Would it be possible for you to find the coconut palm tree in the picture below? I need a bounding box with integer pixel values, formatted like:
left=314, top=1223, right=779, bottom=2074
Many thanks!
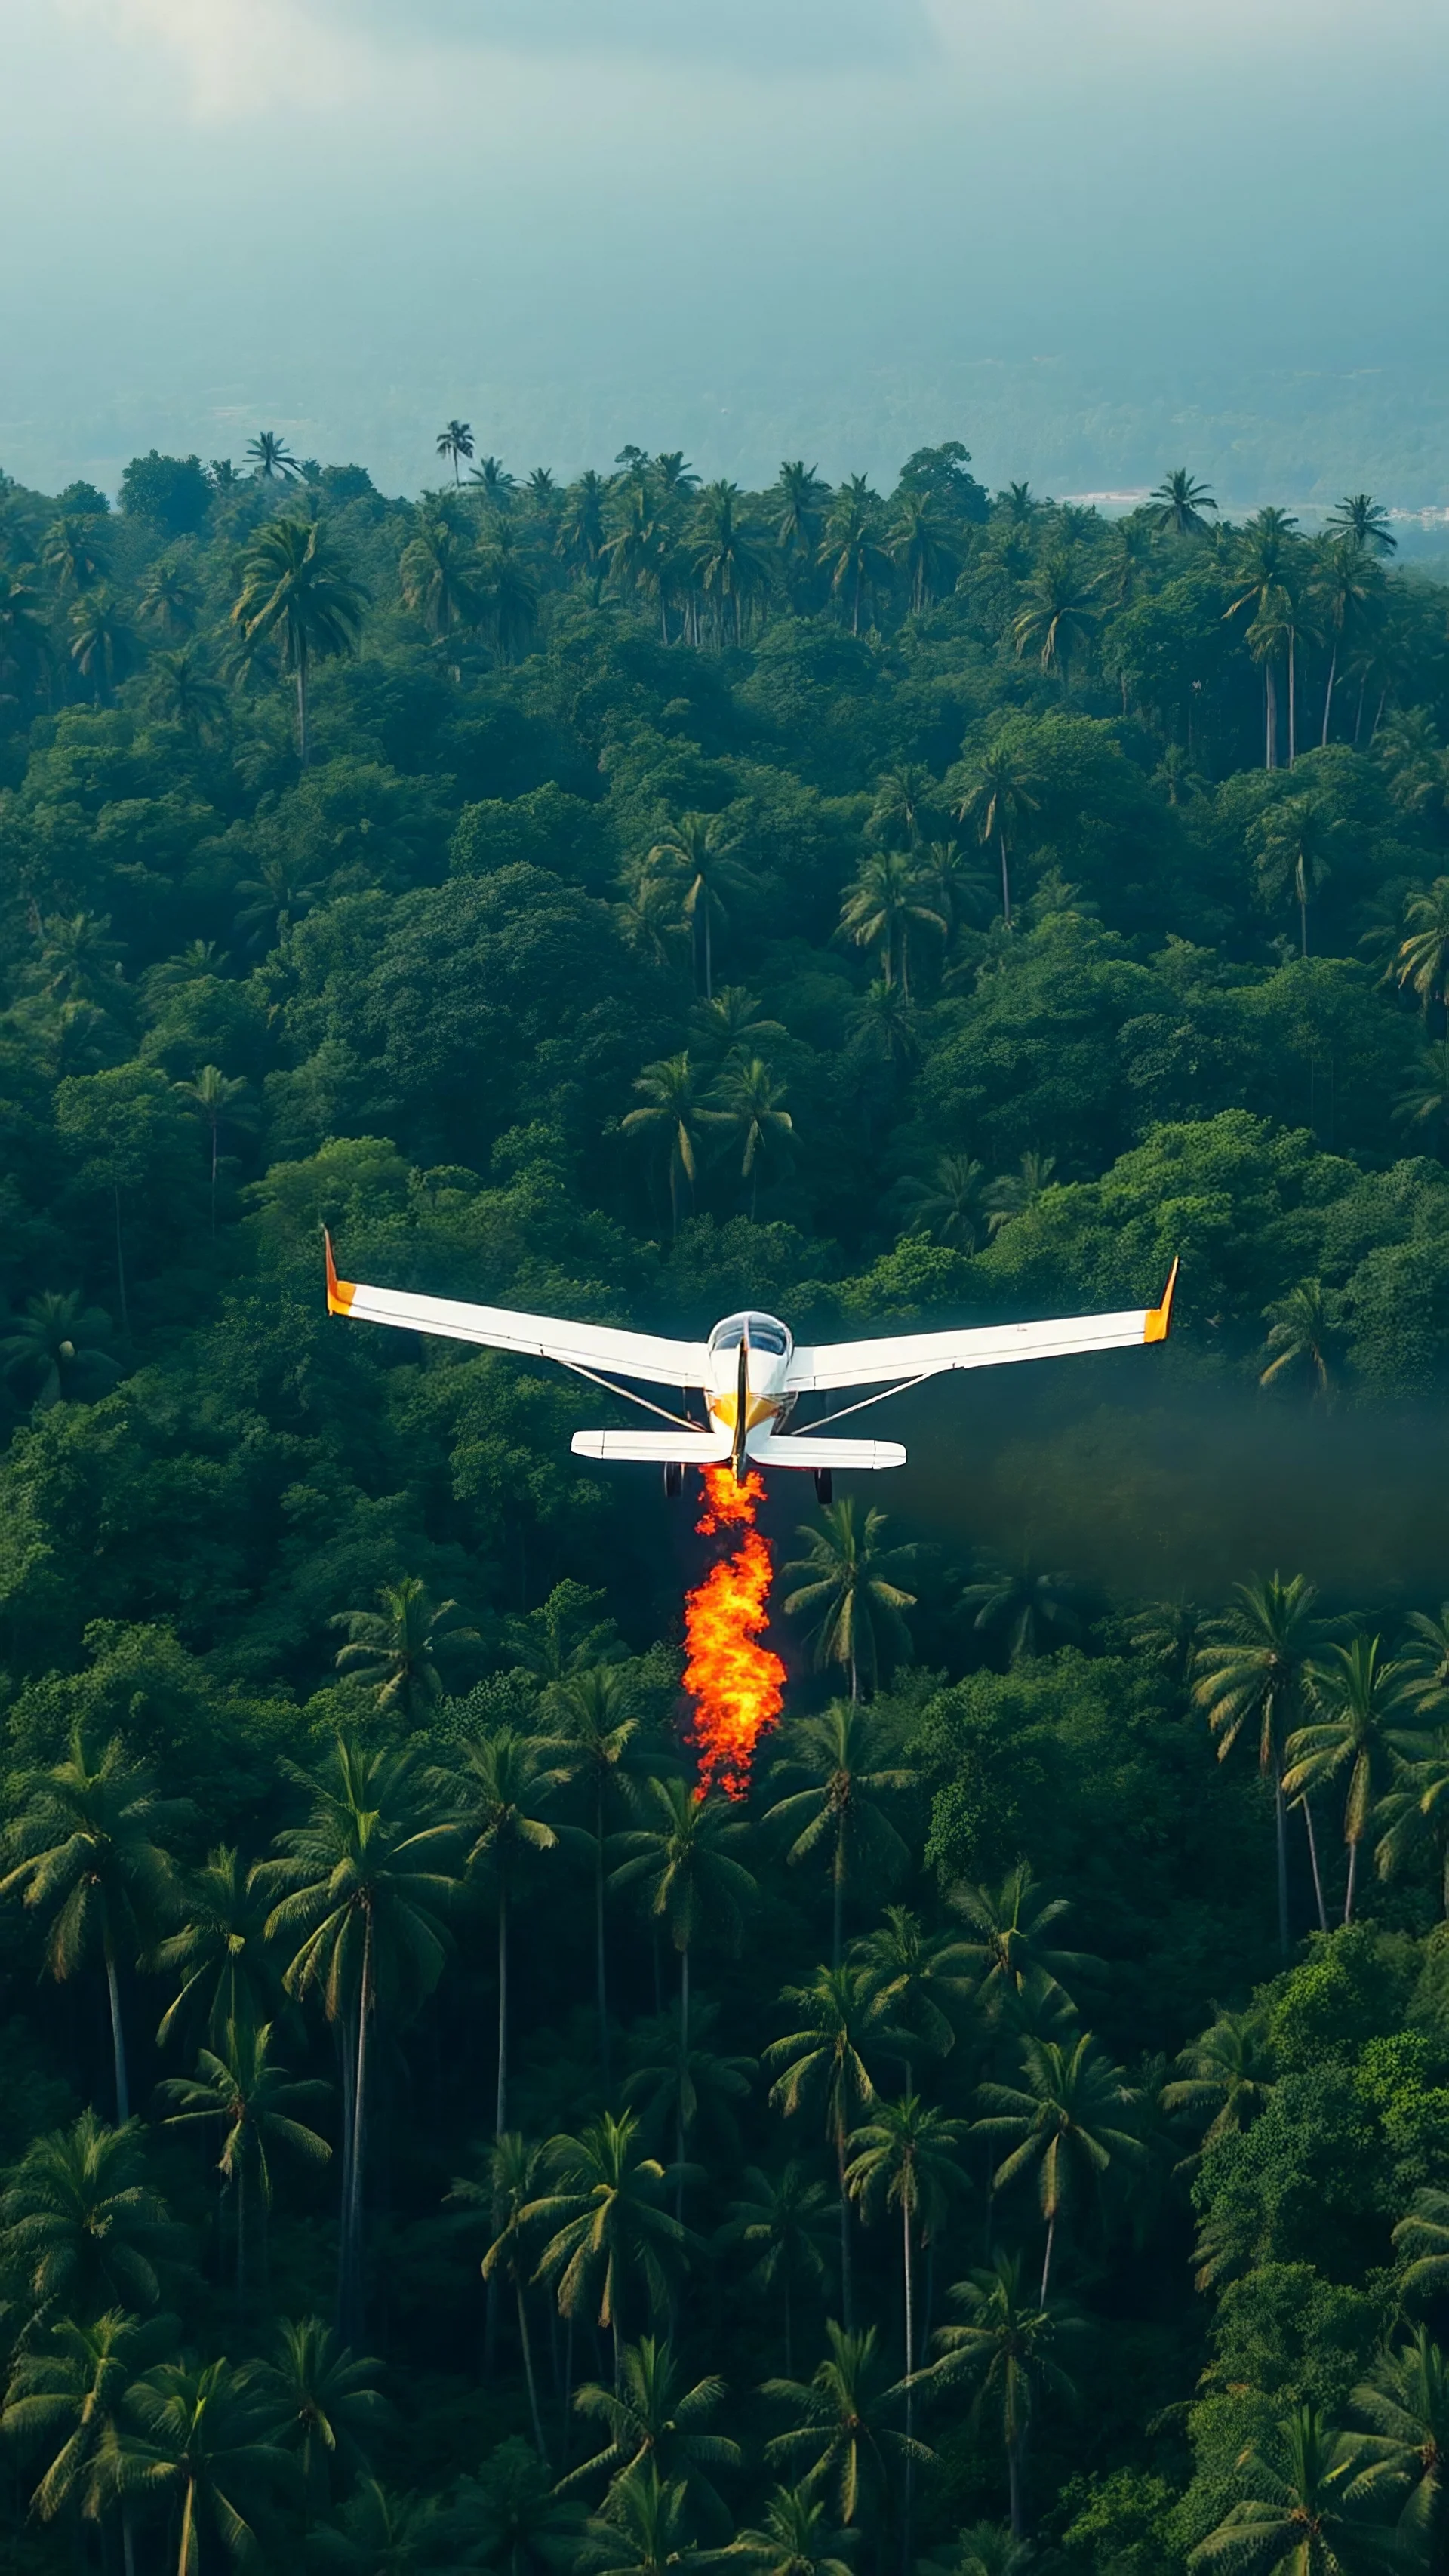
left=643, top=814, right=750, bottom=1000
left=1254, top=795, right=1339, bottom=955
left=724, top=2485, right=857, bottom=2576
left=819, top=480, right=892, bottom=636
left=836, top=851, right=946, bottom=996
left=0, top=2111, right=187, bottom=2344
left=540, top=1663, right=649, bottom=2082
left=231, top=516, right=368, bottom=766
left=1285, top=1637, right=1418, bottom=1922
left=0, top=565, right=54, bottom=697
left=1192, top=1574, right=1331, bottom=1956
left=43, top=513, right=109, bottom=592
left=920, top=2254, right=1080, bottom=2538
left=149, top=647, right=229, bottom=740
left=0, top=2305, right=175, bottom=2568
left=1148, top=470, right=1218, bottom=537
left=560, top=471, right=610, bottom=595
left=231, top=853, right=326, bottom=954
left=609, top=1778, right=756, bottom=2075
left=1394, top=881, right=1449, bottom=1020
left=764, top=1965, right=884, bottom=2326
left=152, top=1848, right=275, bottom=2054
left=952, top=740, right=1042, bottom=928
left=710, top=1057, right=794, bottom=1215
left=246, top=430, right=301, bottom=479
left=984, top=1153, right=1057, bottom=1233
left=1349, top=2325, right=1449, bottom=2568
left=761, top=2322, right=924, bottom=2528
left=157, top=2020, right=332, bottom=2308
left=111, top=2354, right=290, bottom=2576
left=444, top=1728, right=561, bottom=2134
left=0, top=1289, right=119, bottom=1409
left=481, top=530, right=540, bottom=663
left=69, top=592, right=139, bottom=702
left=436, top=420, right=475, bottom=483
left=897, top=1156, right=989, bottom=1251
left=0, top=1725, right=190, bottom=2121
left=1011, top=553, right=1100, bottom=686
left=329, top=1576, right=481, bottom=1724
left=448, top=2434, right=584, bottom=2574
left=622, top=1999, right=755, bottom=2178
left=889, top=494, right=959, bottom=614
left=261, top=2314, right=392, bottom=2522
left=1189, top=2405, right=1391, bottom=2576
left=975, top=2032, right=1142, bottom=2303
left=693, top=482, right=771, bottom=646
left=311, top=2476, right=445, bottom=2573
left=1327, top=494, right=1396, bottom=556
left=623, top=1054, right=716, bottom=1233
left=851, top=1907, right=974, bottom=2085
left=1395, top=1043, right=1449, bottom=1154
left=524, top=2111, right=700, bottom=2384
left=780, top=1510, right=918, bottom=1703
left=772, top=463, right=831, bottom=577
left=1225, top=512, right=1301, bottom=770
left=399, top=517, right=482, bottom=649
left=723, top=2163, right=836, bottom=2375
left=1161, top=2006, right=1275, bottom=2162
left=763, top=1706, right=916, bottom=1968
left=254, top=1737, right=463, bottom=2332
left=560, top=2334, right=740, bottom=2531
left=579, top=2465, right=707, bottom=2576
left=948, top=1862, right=1097, bottom=2025
left=1309, top=539, right=1383, bottom=746
left=453, top=2133, right=550, bottom=2458
left=1259, top=1280, right=1343, bottom=1401
left=845, top=2094, right=968, bottom=2547
left=177, top=1066, right=256, bottom=1234
left=961, top=1557, right=1081, bottom=1663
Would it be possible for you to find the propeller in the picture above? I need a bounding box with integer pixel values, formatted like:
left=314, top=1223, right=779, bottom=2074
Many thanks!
left=732, top=1322, right=751, bottom=1485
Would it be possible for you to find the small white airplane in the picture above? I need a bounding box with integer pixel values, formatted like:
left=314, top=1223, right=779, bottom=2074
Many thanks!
left=325, top=1233, right=1177, bottom=1500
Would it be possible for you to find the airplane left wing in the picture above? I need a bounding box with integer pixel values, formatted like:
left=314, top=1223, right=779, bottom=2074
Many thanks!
left=786, top=1261, right=1177, bottom=1394
left=325, top=1234, right=710, bottom=1390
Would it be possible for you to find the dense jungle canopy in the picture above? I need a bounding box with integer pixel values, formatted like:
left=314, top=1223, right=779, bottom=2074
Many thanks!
left=6, top=432, right=1449, bottom=2576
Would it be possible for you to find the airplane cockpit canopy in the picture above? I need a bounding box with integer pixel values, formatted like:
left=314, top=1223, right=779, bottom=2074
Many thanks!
left=708, top=1311, right=793, bottom=1358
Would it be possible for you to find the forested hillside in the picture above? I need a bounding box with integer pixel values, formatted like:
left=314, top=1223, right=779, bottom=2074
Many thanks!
left=6, top=432, right=1449, bottom=2576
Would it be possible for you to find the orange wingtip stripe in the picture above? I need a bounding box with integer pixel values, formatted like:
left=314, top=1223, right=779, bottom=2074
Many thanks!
left=1143, top=1255, right=1180, bottom=1344
left=323, top=1229, right=357, bottom=1315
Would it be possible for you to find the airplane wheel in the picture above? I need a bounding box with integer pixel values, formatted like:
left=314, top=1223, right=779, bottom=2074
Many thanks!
left=814, top=1468, right=834, bottom=1505
left=663, top=1463, right=683, bottom=1500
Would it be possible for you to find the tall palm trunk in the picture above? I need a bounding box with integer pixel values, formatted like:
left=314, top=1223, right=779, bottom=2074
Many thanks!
left=344, top=1909, right=374, bottom=2333
left=832, top=1816, right=847, bottom=1971
left=515, top=2272, right=548, bottom=2461
left=1287, top=629, right=1297, bottom=766
left=1321, top=643, right=1338, bottom=747
left=998, top=828, right=1013, bottom=928
left=496, top=1888, right=509, bottom=2136
left=1038, top=2207, right=1057, bottom=2307
left=595, top=1782, right=611, bottom=2086
left=1265, top=661, right=1278, bottom=771
left=1344, top=1833, right=1361, bottom=1925
left=835, top=2120, right=854, bottom=2332
left=177, top=2473, right=196, bottom=2576
left=1007, top=2433, right=1024, bottom=2540
left=296, top=654, right=311, bottom=769
left=901, top=2197, right=917, bottom=2576
left=675, top=1942, right=690, bottom=2222
left=1273, top=1761, right=1290, bottom=1956
left=1300, top=1797, right=1328, bottom=1932
left=112, top=1185, right=130, bottom=1338
left=103, top=1922, right=129, bottom=2123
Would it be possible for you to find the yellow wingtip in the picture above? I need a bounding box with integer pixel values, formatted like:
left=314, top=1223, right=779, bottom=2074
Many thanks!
left=1144, top=1255, right=1180, bottom=1345
left=323, top=1227, right=356, bottom=1316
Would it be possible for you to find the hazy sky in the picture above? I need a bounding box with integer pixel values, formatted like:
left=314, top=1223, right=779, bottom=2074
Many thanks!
left=4, top=0, right=1448, bottom=504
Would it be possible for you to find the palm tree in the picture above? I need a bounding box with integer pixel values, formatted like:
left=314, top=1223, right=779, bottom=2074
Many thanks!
left=561, top=2334, right=740, bottom=2530
left=540, top=1663, right=648, bottom=2082
left=1350, top=2325, right=1449, bottom=2567
left=845, top=2094, right=968, bottom=2550
left=622, top=1999, right=755, bottom=2176
left=149, top=647, right=229, bottom=740
left=984, top=1153, right=1057, bottom=1233
left=724, top=2485, right=856, bottom=2576
left=437, top=420, right=475, bottom=483
left=0, top=1724, right=190, bottom=2120
left=151, top=1847, right=274, bottom=2054
left=137, top=560, right=200, bottom=636
left=1225, top=512, right=1302, bottom=770
left=948, top=1862, right=1096, bottom=2024
left=763, top=1705, right=916, bottom=1967
left=311, top=2476, right=444, bottom=2573
left=579, top=2465, right=706, bottom=2576
left=1394, top=2191, right=1449, bottom=2305
left=1395, top=1043, right=1449, bottom=1154
left=399, top=518, right=482, bottom=649
left=1259, top=1280, right=1342, bottom=1401
left=69, top=591, right=140, bottom=702
left=246, top=431, right=302, bottom=479
left=1254, top=796, right=1338, bottom=956
left=446, top=1728, right=560, bottom=2135
left=469, top=454, right=517, bottom=509
left=0, top=1288, right=119, bottom=1408
left=446, top=2434, right=583, bottom=2575
left=1309, top=540, right=1383, bottom=746
left=158, top=2020, right=332, bottom=2307
left=1011, top=553, right=1100, bottom=688
left=481, top=530, right=540, bottom=663
left=1189, top=2405, right=1390, bottom=2576
left=177, top=1066, right=256, bottom=1235
left=897, top=1156, right=989, bottom=1251
left=623, top=1054, right=716, bottom=1233
left=975, top=2032, right=1141, bottom=2303
left=851, top=1907, right=974, bottom=2085
left=43, top=511, right=110, bottom=594
left=560, top=471, right=610, bottom=595
left=231, top=516, right=368, bottom=766
left=0, top=566, right=54, bottom=697
left=819, top=480, right=892, bottom=636
left=921, top=2254, right=1079, bottom=2538
left=231, top=852, right=325, bottom=954
left=262, top=2315, right=391, bottom=2522
left=644, top=814, right=749, bottom=1000
left=890, top=495, right=959, bottom=614
left=451, top=2131, right=550, bottom=2458
left=961, top=1556, right=1081, bottom=1663
left=837, top=851, right=946, bottom=995
left=1192, top=1574, right=1331, bottom=1955
left=762, top=2322, right=924, bottom=2527
left=1285, top=1638, right=1417, bottom=1922
left=525, top=2111, right=700, bottom=2385
left=110, top=2355, right=288, bottom=2576
left=1327, top=494, right=1396, bottom=556
left=254, top=1737, right=463, bottom=2332
left=328, top=1576, right=481, bottom=1724
left=1394, top=882, right=1449, bottom=1020
left=1148, top=470, right=1218, bottom=537
left=710, top=1057, right=794, bottom=1216
left=693, top=482, right=771, bottom=646
left=1161, top=2006, right=1275, bottom=2161
left=609, top=1778, right=756, bottom=2093
left=772, top=463, right=831, bottom=576
left=952, top=740, right=1041, bottom=928
left=764, top=1965, right=881, bottom=2327
left=724, top=2163, right=836, bottom=2375
left=0, top=2110, right=186, bottom=2342
left=780, top=1509, right=918, bottom=1702
left=0, top=2305, right=174, bottom=2568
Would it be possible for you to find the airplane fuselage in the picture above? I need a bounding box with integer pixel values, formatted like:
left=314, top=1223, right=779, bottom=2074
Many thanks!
left=702, top=1312, right=797, bottom=1466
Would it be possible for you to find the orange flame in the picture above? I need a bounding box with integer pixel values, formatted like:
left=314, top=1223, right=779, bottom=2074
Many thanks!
left=683, top=1466, right=786, bottom=1799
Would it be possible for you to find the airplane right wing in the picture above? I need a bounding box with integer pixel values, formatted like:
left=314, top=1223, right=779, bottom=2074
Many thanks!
left=786, top=1261, right=1177, bottom=1394
left=325, top=1234, right=709, bottom=1390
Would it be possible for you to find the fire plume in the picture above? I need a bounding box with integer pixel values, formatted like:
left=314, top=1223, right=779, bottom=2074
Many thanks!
left=683, top=1466, right=786, bottom=1799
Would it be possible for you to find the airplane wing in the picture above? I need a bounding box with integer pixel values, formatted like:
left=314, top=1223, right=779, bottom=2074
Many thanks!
left=786, top=1260, right=1177, bottom=1395
left=325, top=1234, right=710, bottom=1390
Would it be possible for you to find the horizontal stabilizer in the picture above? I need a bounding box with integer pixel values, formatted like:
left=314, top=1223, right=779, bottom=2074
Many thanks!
left=571, top=1429, right=732, bottom=1464
left=746, top=1432, right=907, bottom=1472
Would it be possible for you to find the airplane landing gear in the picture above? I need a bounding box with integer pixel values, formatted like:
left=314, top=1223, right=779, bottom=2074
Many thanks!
left=814, top=1468, right=834, bottom=1505
left=663, top=1462, right=683, bottom=1500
